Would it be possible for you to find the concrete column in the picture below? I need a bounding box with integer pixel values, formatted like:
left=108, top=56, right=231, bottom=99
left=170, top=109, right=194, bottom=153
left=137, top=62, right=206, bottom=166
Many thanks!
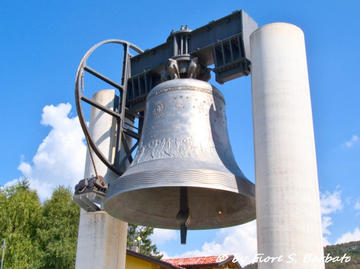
left=75, top=90, right=128, bottom=269
left=250, top=23, right=324, bottom=268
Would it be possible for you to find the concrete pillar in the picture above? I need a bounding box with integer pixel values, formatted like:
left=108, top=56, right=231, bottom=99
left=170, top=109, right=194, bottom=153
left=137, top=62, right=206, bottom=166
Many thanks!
left=75, top=90, right=128, bottom=269
left=250, top=23, right=324, bottom=268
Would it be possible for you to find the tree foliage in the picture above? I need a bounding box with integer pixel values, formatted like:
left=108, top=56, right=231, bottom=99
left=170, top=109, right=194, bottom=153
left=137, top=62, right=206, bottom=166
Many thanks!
left=38, top=186, right=80, bottom=269
left=0, top=180, right=79, bottom=269
left=127, top=224, right=162, bottom=258
left=0, top=180, right=43, bottom=269
left=0, top=180, right=161, bottom=268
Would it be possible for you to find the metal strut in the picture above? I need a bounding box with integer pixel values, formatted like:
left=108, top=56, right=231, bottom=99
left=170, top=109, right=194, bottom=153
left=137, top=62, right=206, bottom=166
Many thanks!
left=74, top=40, right=143, bottom=176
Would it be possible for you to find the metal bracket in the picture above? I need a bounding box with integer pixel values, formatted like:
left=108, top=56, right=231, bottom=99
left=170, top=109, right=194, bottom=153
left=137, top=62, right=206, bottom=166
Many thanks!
left=73, top=176, right=108, bottom=211
left=126, top=10, right=257, bottom=111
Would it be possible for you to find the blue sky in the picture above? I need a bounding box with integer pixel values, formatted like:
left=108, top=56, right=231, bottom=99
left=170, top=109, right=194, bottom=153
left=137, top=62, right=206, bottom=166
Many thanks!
left=1, top=0, right=359, bottom=265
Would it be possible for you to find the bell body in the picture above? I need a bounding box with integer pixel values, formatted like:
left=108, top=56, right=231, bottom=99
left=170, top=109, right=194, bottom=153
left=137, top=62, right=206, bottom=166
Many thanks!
left=104, top=79, right=255, bottom=229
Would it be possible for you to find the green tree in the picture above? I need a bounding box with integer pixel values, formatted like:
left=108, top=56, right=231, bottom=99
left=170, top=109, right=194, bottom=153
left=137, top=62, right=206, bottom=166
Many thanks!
left=0, top=180, right=162, bottom=268
left=0, top=180, right=43, bottom=269
left=38, top=186, right=80, bottom=269
left=127, top=224, right=162, bottom=258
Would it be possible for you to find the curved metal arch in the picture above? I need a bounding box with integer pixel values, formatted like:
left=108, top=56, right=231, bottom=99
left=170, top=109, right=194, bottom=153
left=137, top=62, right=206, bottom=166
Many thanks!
left=75, top=39, right=143, bottom=176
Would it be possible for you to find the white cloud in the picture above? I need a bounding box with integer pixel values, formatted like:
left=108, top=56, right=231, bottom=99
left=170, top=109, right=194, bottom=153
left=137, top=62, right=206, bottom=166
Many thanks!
left=151, top=229, right=177, bottom=245
left=345, top=135, right=359, bottom=148
left=27, top=178, right=53, bottom=202
left=320, top=189, right=343, bottom=215
left=355, top=201, right=360, bottom=211
left=18, top=162, right=32, bottom=177
left=335, top=228, right=360, bottom=244
left=323, top=236, right=331, bottom=247
left=320, top=189, right=343, bottom=245
left=178, top=221, right=257, bottom=267
left=11, top=103, right=86, bottom=201
left=4, top=179, right=19, bottom=188
left=321, top=216, right=332, bottom=236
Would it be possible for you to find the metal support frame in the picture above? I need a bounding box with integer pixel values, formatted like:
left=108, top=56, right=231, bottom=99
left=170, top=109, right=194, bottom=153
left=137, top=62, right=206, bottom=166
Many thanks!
left=75, top=39, right=143, bottom=176
left=74, top=11, right=257, bottom=178
left=127, top=10, right=257, bottom=110
left=73, top=11, right=257, bottom=215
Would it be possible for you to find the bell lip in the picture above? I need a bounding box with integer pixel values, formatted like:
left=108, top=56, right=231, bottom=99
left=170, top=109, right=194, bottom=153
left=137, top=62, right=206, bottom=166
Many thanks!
left=107, top=168, right=255, bottom=198
left=104, top=168, right=255, bottom=230
left=104, top=185, right=256, bottom=230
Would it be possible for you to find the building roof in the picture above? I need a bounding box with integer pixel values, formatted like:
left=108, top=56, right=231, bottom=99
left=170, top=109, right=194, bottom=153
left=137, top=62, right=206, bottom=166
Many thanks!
left=127, top=249, right=182, bottom=269
left=163, top=255, right=240, bottom=268
left=126, top=250, right=241, bottom=269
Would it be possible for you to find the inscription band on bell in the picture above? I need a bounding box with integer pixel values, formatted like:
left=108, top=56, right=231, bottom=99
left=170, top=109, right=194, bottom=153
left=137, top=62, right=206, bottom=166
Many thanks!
left=148, top=85, right=225, bottom=103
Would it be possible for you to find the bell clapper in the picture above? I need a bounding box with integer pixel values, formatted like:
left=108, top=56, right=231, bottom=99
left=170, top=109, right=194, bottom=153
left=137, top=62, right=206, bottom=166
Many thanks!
left=176, top=187, right=191, bottom=244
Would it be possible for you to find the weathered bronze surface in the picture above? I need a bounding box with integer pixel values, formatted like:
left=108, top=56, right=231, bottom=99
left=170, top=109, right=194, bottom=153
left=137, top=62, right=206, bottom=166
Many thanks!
left=104, top=79, right=255, bottom=229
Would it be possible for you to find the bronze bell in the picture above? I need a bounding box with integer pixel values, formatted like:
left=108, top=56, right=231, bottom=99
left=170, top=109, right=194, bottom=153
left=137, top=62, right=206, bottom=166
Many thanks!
left=104, top=79, right=255, bottom=242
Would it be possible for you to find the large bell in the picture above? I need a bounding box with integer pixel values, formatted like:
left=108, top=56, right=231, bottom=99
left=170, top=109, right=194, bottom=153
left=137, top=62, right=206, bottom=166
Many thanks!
left=104, top=79, right=255, bottom=233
